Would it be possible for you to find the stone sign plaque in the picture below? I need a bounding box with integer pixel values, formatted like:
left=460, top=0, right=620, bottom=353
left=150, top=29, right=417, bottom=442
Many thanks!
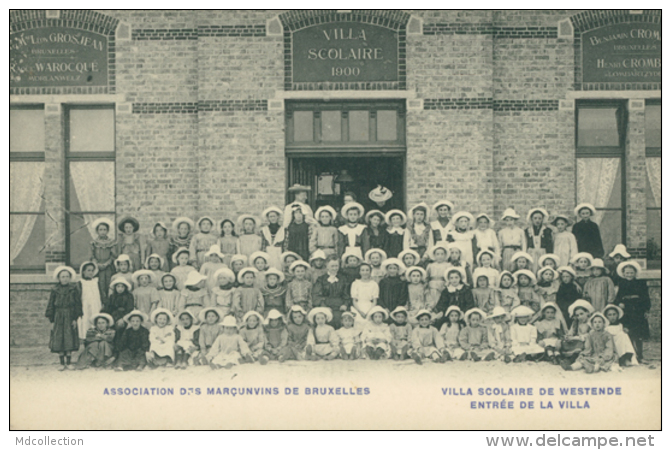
left=582, top=22, right=661, bottom=83
left=10, top=27, right=108, bottom=88
left=292, top=22, right=399, bottom=83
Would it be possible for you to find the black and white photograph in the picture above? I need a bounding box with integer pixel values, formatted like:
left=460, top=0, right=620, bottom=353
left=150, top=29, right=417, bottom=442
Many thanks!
left=8, top=8, right=662, bottom=431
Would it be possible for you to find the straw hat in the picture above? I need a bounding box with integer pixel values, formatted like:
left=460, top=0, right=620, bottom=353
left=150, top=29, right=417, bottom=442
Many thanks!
left=364, top=209, right=386, bottom=224
left=390, top=306, right=409, bottom=318
left=444, top=266, right=467, bottom=283
left=570, top=252, right=594, bottom=265
left=475, top=212, right=495, bottom=227
left=488, top=306, right=510, bottom=321
left=408, top=202, right=430, bottom=222
left=568, top=299, right=594, bottom=317
left=123, top=309, right=148, bottom=324
left=152, top=221, right=168, bottom=235
left=91, top=217, right=114, bottom=236
left=444, top=305, right=464, bottom=321
left=414, top=309, right=433, bottom=320
left=110, top=278, right=132, bottom=292
left=574, top=203, right=597, bottom=217
left=511, top=251, right=534, bottom=265
left=476, top=249, right=498, bottom=264
left=590, top=258, right=609, bottom=274
left=229, top=254, right=248, bottom=267
left=557, top=266, right=577, bottom=278
left=603, top=304, right=624, bottom=321
left=213, top=267, right=236, bottom=284
left=237, top=267, right=259, bottom=284
left=222, top=315, right=238, bottom=327
left=341, top=202, right=365, bottom=218
left=249, top=251, right=271, bottom=266
left=309, top=250, right=327, bottom=262
left=432, top=200, right=455, bottom=212
left=538, top=254, right=560, bottom=267
left=341, top=248, right=362, bottom=264
left=117, top=216, right=140, bottom=233
left=364, top=248, right=387, bottom=263
left=381, top=258, right=407, bottom=275
left=464, top=308, right=487, bottom=322
left=171, top=247, right=190, bottom=264
left=131, top=269, right=157, bottom=286
left=288, top=305, right=307, bottom=316
left=307, top=307, right=333, bottom=324
left=385, top=209, right=407, bottom=226
left=289, top=260, right=310, bottom=273
left=150, top=308, right=174, bottom=325
left=428, top=242, right=451, bottom=260
left=526, top=207, right=549, bottom=223
left=113, top=254, right=133, bottom=271
left=341, top=311, right=355, bottom=321
left=144, top=253, right=165, bottom=269
left=510, top=305, right=535, bottom=318
left=497, top=270, right=516, bottom=287
left=184, top=271, right=207, bottom=287
left=196, top=216, right=215, bottom=229
left=287, top=184, right=311, bottom=193
left=514, top=269, right=537, bottom=285
left=537, top=266, right=558, bottom=281
left=609, top=244, right=631, bottom=259
left=472, top=267, right=492, bottom=285
left=91, top=312, right=114, bottom=327
left=79, top=261, right=99, bottom=277
left=405, top=266, right=427, bottom=282
left=368, top=185, right=393, bottom=203
left=616, top=261, right=642, bottom=278
left=264, top=309, right=286, bottom=325
left=198, top=307, right=223, bottom=324
left=315, top=205, right=337, bottom=221
left=398, top=249, right=420, bottom=265
left=262, top=206, right=283, bottom=219
left=589, top=312, right=608, bottom=327
left=451, top=211, right=475, bottom=229
left=172, top=217, right=195, bottom=232
left=242, top=310, right=264, bottom=325
left=176, top=310, right=197, bottom=323
left=205, top=245, right=225, bottom=261
left=280, top=251, right=301, bottom=263
left=500, top=208, right=520, bottom=220
left=366, top=305, right=389, bottom=321
left=540, top=302, right=559, bottom=315
left=264, top=267, right=285, bottom=283
left=551, top=214, right=571, bottom=226
left=237, top=214, right=258, bottom=227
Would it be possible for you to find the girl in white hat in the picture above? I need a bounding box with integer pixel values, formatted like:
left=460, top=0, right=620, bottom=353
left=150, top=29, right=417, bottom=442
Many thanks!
left=110, top=254, right=135, bottom=295
left=208, top=315, right=252, bottom=369
left=570, top=252, right=594, bottom=289
left=524, top=207, right=553, bottom=273
left=249, top=251, right=271, bottom=290
left=411, top=310, right=446, bottom=364
left=614, top=261, right=650, bottom=362
left=170, top=247, right=197, bottom=291
left=472, top=268, right=498, bottom=315
left=364, top=210, right=388, bottom=254
left=606, top=244, right=630, bottom=285
left=286, top=260, right=313, bottom=314
left=458, top=308, right=495, bottom=361
left=496, top=271, right=520, bottom=314
left=157, top=273, right=180, bottom=316
left=309, top=250, right=328, bottom=281
left=438, top=306, right=466, bottom=361
left=365, top=248, right=387, bottom=284
left=361, top=306, right=393, bottom=360
left=174, top=310, right=199, bottom=369
left=350, top=263, right=379, bottom=325
left=282, top=305, right=311, bottom=361
left=384, top=210, right=407, bottom=258
left=561, top=300, right=594, bottom=362
left=145, top=222, right=170, bottom=272
left=434, top=267, right=475, bottom=329
left=509, top=306, right=544, bottom=362
left=388, top=306, right=412, bottom=360
left=200, top=245, right=227, bottom=294
left=510, top=251, right=534, bottom=274
left=425, top=243, right=451, bottom=309
left=536, top=266, right=560, bottom=306
left=563, top=312, right=616, bottom=373
left=90, top=217, right=117, bottom=298
left=497, top=208, right=526, bottom=272
left=237, top=215, right=263, bottom=260
left=232, top=268, right=265, bottom=324
left=105, top=279, right=135, bottom=348
left=571, top=203, right=604, bottom=259
left=229, top=254, right=247, bottom=286
left=306, top=307, right=339, bottom=360
left=116, top=310, right=150, bottom=371
left=515, top=270, right=540, bottom=314
left=430, top=200, right=455, bottom=244
left=179, top=271, right=209, bottom=319
left=218, top=219, right=240, bottom=268
left=551, top=215, right=578, bottom=267
left=486, top=307, right=513, bottom=363
left=117, top=216, right=144, bottom=276
left=404, top=203, right=434, bottom=260
left=210, top=268, right=237, bottom=317
left=336, top=311, right=362, bottom=360
left=78, top=261, right=103, bottom=341
left=473, top=213, right=500, bottom=262
left=132, top=270, right=159, bottom=317
left=337, top=202, right=367, bottom=261
left=170, top=217, right=194, bottom=269
left=555, top=266, right=582, bottom=326
left=280, top=251, right=301, bottom=283
left=261, top=268, right=287, bottom=316
left=259, top=207, right=286, bottom=270
left=147, top=308, right=176, bottom=368
left=285, top=206, right=311, bottom=262
left=75, top=312, right=116, bottom=370
left=475, top=249, right=500, bottom=287
left=583, top=259, right=616, bottom=312
left=263, top=309, right=288, bottom=362
left=535, top=303, right=566, bottom=364
left=603, top=304, right=638, bottom=367
left=447, top=211, right=476, bottom=268
left=406, top=266, right=428, bottom=322
left=446, top=243, right=474, bottom=287
left=310, top=205, right=339, bottom=260
left=377, top=258, right=409, bottom=317
left=188, top=217, right=218, bottom=270
left=144, top=254, right=167, bottom=289
left=240, top=311, right=267, bottom=364
left=195, top=307, right=224, bottom=365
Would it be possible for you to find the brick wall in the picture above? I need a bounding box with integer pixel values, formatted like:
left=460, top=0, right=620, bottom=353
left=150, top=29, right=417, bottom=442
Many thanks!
left=10, top=284, right=52, bottom=347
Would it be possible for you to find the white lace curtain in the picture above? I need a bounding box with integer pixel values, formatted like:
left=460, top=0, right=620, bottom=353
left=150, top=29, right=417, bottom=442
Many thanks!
left=69, top=161, right=115, bottom=239
left=576, top=158, right=620, bottom=224
left=10, top=162, right=45, bottom=265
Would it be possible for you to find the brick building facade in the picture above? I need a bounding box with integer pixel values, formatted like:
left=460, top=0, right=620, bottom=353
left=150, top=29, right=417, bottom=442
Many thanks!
left=10, top=10, right=661, bottom=346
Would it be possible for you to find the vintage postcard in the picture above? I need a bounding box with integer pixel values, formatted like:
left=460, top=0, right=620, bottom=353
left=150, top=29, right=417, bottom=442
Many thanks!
left=9, top=8, right=661, bottom=430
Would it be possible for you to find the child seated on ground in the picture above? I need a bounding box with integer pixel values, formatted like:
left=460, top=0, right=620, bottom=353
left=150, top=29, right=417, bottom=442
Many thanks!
left=232, top=268, right=264, bottom=324
left=174, top=310, right=199, bottom=369
left=439, top=306, right=465, bottom=361
left=486, top=307, right=512, bottom=363
left=239, top=311, right=266, bottom=364
left=76, top=313, right=116, bottom=370
left=306, top=307, right=339, bottom=361
left=336, top=312, right=361, bottom=360
left=515, top=270, right=540, bottom=313
left=282, top=305, right=311, bottom=362
left=195, top=307, right=223, bottom=365
left=509, top=306, right=544, bottom=362
left=535, top=303, right=566, bottom=365
left=458, top=308, right=495, bottom=361
left=411, top=309, right=445, bottom=365
left=603, top=304, right=638, bottom=367
left=210, top=268, right=237, bottom=316
left=562, top=312, right=616, bottom=373
left=361, top=306, right=392, bottom=360
left=116, top=310, right=150, bottom=372
left=146, top=308, right=176, bottom=368
left=263, top=309, right=288, bottom=362
left=561, top=300, right=593, bottom=364
left=207, top=315, right=252, bottom=370
left=389, top=306, right=413, bottom=361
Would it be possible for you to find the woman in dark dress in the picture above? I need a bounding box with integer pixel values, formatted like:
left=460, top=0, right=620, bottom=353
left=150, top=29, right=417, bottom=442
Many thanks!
left=284, top=207, right=311, bottom=261
left=614, top=262, right=651, bottom=362
left=312, top=257, right=351, bottom=329
left=46, top=266, right=83, bottom=370
left=364, top=210, right=388, bottom=252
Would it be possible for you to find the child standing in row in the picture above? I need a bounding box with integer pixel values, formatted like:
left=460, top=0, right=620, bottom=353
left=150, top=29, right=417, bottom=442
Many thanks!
left=90, top=218, right=117, bottom=299
left=117, top=217, right=144, bottom=276
left=46, top=266, right=82, bottom=370
left=170, top=217, right=193, bottom=269
left=498, top=208, right=526, bottom=272
left=260, top=207, right=285, bottom=270
left=145, top=222, right=170, bottom=271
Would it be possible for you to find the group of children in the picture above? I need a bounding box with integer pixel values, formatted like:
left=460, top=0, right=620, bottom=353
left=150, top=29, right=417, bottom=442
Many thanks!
left=45, top=200, right=651, bottom=373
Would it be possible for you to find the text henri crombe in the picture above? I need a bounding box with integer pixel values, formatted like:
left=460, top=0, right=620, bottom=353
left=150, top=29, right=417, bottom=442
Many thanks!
left=103, top=387, right=371, bottom=396
left=16, top=437, right=83, bottom=446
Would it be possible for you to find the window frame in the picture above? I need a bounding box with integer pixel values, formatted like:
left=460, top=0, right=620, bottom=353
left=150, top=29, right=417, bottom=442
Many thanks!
left=10, top=104, right=46, bottom=272
left=644, top=99, right=661, bottom=267
left=64, top=104, right=116, bottom=267
left=574, top=100, right=627, bottom=248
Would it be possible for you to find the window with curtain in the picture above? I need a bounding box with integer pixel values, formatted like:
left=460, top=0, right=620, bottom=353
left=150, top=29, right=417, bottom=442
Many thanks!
left=66, top=106, right=116, bottom=268
left=10, top=106, right=46, bottom=271
left=645, top=100, right=661, bottom=268
left=575, top=102, right=627, bottom=257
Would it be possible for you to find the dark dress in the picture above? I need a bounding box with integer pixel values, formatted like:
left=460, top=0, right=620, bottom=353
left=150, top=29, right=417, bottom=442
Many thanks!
left=102, top=290, right=135, bottom=350
left=285, top=221, right=310, bottom=261
left=378, top=276, right=410, bottom=315
left=524, top=226, right=554, bottom=252
left=385, top=230, right=405, bottom=258
left=45, top=284, right=83, bottom=353
left=90, top=237, right=117, bottom=303
left=555, top=282, right=582, bottom=327
left=117, top=326, right=150, bottom=369
left=572, top=220, right=604, bottom=258
left=435, top=285, right=475, bottom=329
left=313, top=274, right=351, bottom=329
left=365, top=226, right=388, bottom=252
left=615, top=279, right=651, bottom=341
